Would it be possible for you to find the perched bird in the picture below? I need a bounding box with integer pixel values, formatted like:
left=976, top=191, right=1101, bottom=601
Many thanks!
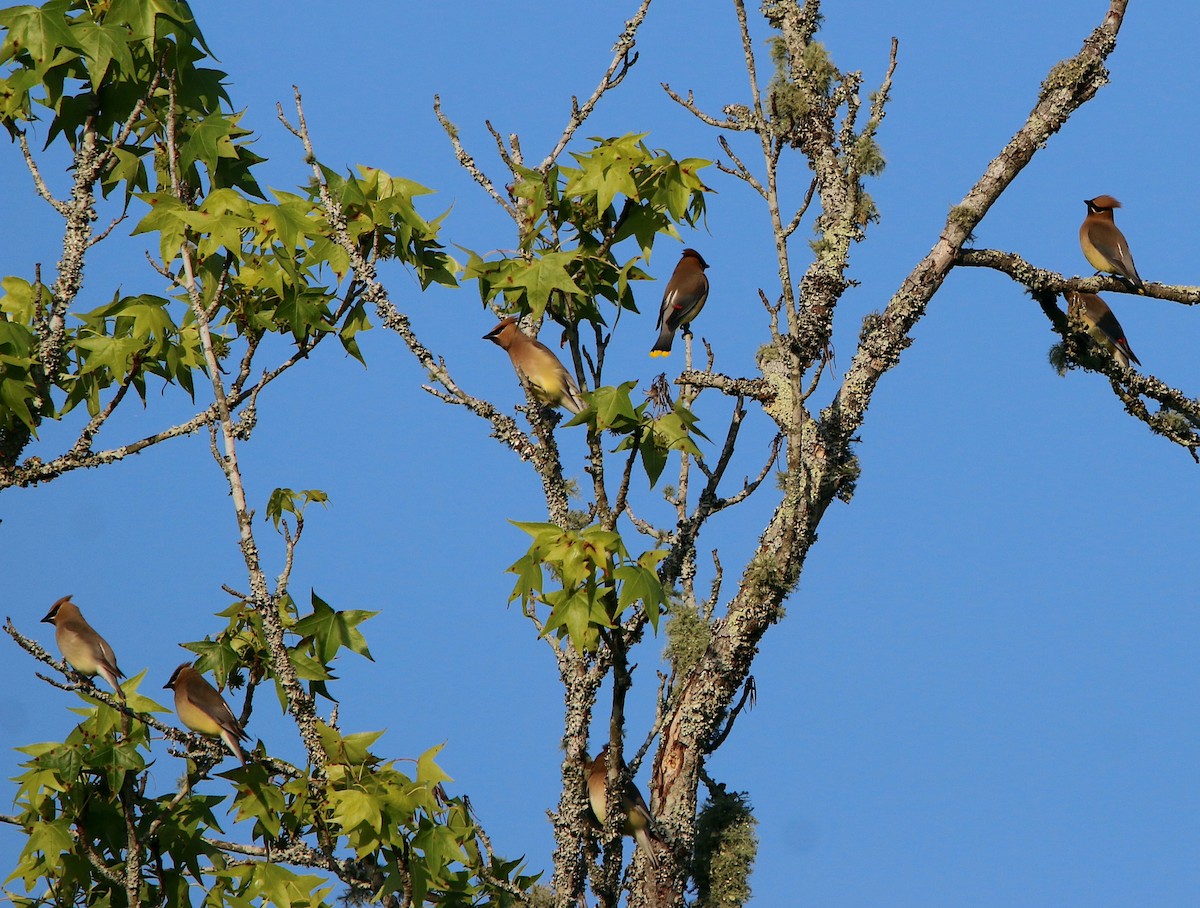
left=41, top=595, right=125, bottom=699
left=484, top=316, right=585, bottom=413
left=164, top=663, right=249, bottom=764
left=650, top=249, right=710, bottom=357
left=1080, top=196, right=1144, bottom=292
left=587, top=745, right=659, bottom=867
left=1066, top=290, right=1141, bottom=369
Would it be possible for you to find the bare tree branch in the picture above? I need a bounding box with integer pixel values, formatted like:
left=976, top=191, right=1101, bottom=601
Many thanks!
left=540, top=0, right=653, bottom=170
left=956, top=247, right=1200, bottom=304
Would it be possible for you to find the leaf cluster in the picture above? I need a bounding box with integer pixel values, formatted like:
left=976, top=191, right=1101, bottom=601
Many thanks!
left=587, top=380, right=708, bottom=486
left=0, top=0, right=457, bottom=442
left=508, top=520, right=669, bottom=653
left=182, top=588, right=374, bottom=707
left=464, top=134, right=711, bottom=327
left=7, top=588, right=533, bottom=907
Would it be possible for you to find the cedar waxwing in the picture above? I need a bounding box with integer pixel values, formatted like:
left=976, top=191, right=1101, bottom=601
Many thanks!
left=587, top=745, right=659, bottom=868
left=41, top=595, right=125, bottom=699
left=650, top=249, right=709, bottom=357
left=484, top=316, right=585, bottom=414
left=1066, top=290, right=1141, bottom=368
left=1080, top=196, right=1144, bottom=292
left=164, top=663, right=249, bottom=764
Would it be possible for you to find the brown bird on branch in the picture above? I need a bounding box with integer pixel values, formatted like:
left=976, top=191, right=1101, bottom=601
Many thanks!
left=587, top=745, right=660, bottom=867
left=164, top=663, right=249, bottom=764
left=650, top=248, right=710, bottom=357
left=484, top=316, right=585, bottom=414
left=1066, top=290, right=1140, bottom=369
left=1080, top=196, right=1144, bottom=292
left=41, top=596, right=125, bottom=699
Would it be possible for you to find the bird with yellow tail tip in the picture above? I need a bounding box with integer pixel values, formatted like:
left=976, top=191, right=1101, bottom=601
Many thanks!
left=651, top=249, right=709, bottom=357
left=484, top=316, right=585, bottom=414
left=41, top=595, right=125, bottom=699
left=1080, top=196, right=1144, bottom=292
left=587, top=744, right=660, bottom=868
left=164, top=663, right=250, bottom=764
left=1066, top=290, right=1140, bottom=369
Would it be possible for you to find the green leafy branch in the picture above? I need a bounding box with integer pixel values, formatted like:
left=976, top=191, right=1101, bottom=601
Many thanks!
left=508, top=520, right=669, bottom=653
left=463, top=134, right=711, bottom=333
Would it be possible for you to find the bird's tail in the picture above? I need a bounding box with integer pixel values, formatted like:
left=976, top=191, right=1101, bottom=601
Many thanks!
left=649, top=325, right=674, bottom=357
left=99, top=666, right=127, bottom=700
left=634, top=827, right=660, bottom=868
left=562, top=385, right=586, bottom=414
left=221, top=729, right=248, bottom=764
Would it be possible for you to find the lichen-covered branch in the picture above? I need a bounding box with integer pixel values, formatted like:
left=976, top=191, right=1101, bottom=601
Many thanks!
left=165, top=80, right=327, bottom=777
left=947, top=254, right=1200, bottom=457
left=957, top=248, right=1200, bottom=304
left=830, top=1, right=1129, bottom=451
left=640, top=4, right=1132, bottom=908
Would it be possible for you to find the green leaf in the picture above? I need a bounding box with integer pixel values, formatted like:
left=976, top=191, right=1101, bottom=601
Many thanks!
left=510, top=519, right=563, bottom=540
left=615, top=560, right=669, bottom=632
left=329, top=787, right=382, bottom=834
left=639, top=438, right=668, bottom=486
left=0, top=2, right=78, bottom=71
left=503, top=251, right=583, bottom=320
left=258, top=193, right=322, bottom=249
left=180, top=109, right=238, bottom=175
left=416, top=743, right=453, bottom=786
left=292, top=591, right=376, bottom=663
left=338, top=300, right=371, bottom=365
left=0, top=278, right=36, bottom=323
left=541, top=587, right=602, bottom=653
left=132, top=193, right=192, bottom=263
left=412, top=823, right=468, bottom=886
left=23, top=816, right=74, bottom=861
left=507, top=552, right=544, bottom=608
left=69, top=20, right=134, bottom=91
left=245, top=862, right=334, bottom=908
left=317, top=722, right=384, bottom=767
left=589, top=381, right=642, bottom=434
left=265, top=487, right=330, bottom=531
left=226, top=762, right=285, bottom=837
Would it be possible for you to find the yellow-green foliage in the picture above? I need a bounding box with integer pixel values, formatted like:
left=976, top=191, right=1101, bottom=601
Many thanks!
left=664, top=599, right=711, bottom=677
left=767, top=37, right=836, bottom=126
left=851, top=135, right=886, bottom=178
left=800, top=41, right=836, bottom=95
left=694, top=786, right=758, bottom=908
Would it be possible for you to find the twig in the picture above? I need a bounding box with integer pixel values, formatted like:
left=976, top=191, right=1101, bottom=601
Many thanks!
left=18, top=132, right=67, bottom=213
left=433, top=96, right=515, bottom=216
left=168, top=78, right=327, bottom=777
left=281, top=89, right=544, bottom=477
left=705, top=676, right=756, bottom=753
left=539, top=0, right=653, bottom=170
left=662, top=85, right=741, bottom=130
left=716, top=136, right=766, bottom=198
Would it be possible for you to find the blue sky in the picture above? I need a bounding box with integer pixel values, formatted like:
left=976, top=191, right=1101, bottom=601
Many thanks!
left=3, top=1, right=1199, bottom=905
